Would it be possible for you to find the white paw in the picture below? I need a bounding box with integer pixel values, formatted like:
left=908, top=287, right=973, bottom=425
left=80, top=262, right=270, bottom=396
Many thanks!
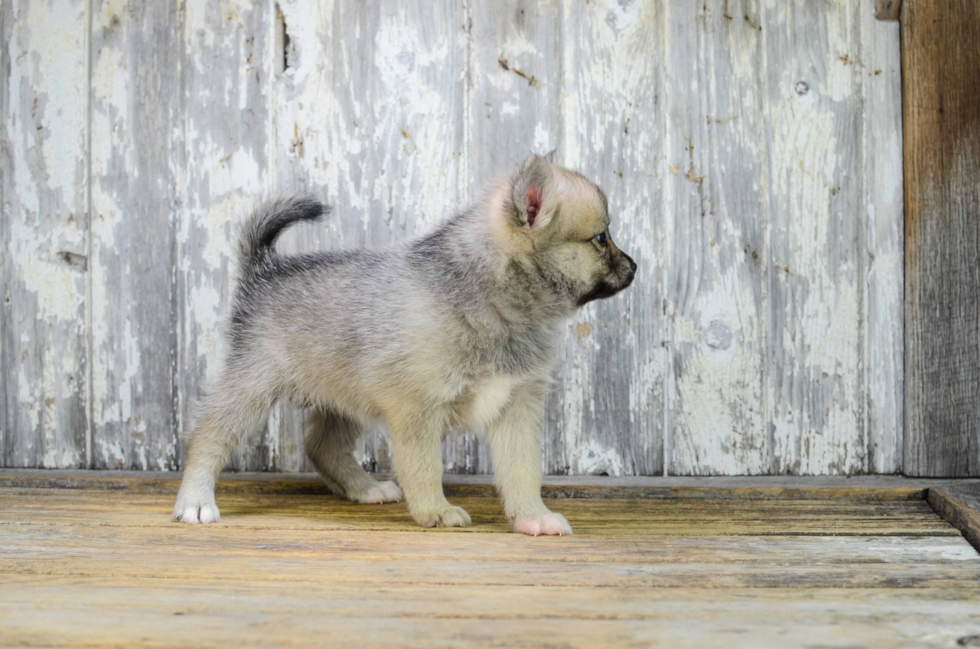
left=172, top=491, right=221, bottom=525
left=349, top=480, right=404, bottom=504
left=513, top=511, right=572, bottom=536
left=414, top=505, right=472, bottom=529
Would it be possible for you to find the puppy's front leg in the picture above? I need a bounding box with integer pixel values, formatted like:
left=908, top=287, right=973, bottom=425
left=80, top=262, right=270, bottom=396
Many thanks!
left=388, top=406, right=471, bottom=528
left=487, top=386, right=572, bottom=536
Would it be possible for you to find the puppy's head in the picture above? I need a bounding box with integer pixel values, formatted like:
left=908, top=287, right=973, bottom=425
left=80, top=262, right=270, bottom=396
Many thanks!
left=500, top=154, right=637, bottom=309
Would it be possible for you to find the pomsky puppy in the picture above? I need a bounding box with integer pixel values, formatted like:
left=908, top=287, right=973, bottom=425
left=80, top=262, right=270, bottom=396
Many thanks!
left=173, top=154, right=636, bottom=536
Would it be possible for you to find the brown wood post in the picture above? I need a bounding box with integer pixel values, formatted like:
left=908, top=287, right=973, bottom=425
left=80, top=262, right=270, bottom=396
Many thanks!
left=903, top=0, right=980, bottom=476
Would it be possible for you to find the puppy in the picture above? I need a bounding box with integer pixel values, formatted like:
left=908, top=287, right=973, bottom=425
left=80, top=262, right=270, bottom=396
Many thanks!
left=173, top=154, right=636, bottom=535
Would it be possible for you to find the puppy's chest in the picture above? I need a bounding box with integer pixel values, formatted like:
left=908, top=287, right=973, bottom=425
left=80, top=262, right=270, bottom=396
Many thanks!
left=450, top=376, right=516, bottom=430
left=474, top=321, right=560, bottom=376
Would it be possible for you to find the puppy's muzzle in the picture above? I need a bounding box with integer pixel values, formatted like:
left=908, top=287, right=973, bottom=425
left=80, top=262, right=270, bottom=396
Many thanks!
left=576, top=253, right=637, bottom=306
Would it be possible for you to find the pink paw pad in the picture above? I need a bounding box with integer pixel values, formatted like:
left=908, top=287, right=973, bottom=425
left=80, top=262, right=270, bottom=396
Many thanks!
left=513, top=512, right=573, bottom=536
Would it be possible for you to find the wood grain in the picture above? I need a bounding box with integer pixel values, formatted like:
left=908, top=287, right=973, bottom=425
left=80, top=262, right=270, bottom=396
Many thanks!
left=3, top=582, right=979, bottom=649
left=0, top=485, right=978, bottom=648
left=863, top=8, right=904, bottom=474
left=0, top=0, right=910, bottom=477
left=5, top=470, right=959, bottom=502
left=2, top=489, right=961, bottom=536
left=928, top=484, right=980, bottom=554
left=665, top=0, right=768, bottom=475
left=88, top=0, right=182, bottom=470
left=902, top=0, right=980, bottom=477
left=0, top=0, right=8, bottom=469
left=1, top=0, right=90, bottom=468
left=557, top=0, right=665, bottom=476
left=180, top=0, right=277, bottom=472
left=763, top=0, right=866, bottom=475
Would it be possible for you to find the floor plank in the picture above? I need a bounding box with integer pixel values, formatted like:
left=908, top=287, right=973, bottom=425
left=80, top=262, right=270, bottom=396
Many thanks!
left=1, top=486, right=979, bottom=647
left=929, top=484, right=980, bottom=553
left=0, top=490, right=960, bottom=536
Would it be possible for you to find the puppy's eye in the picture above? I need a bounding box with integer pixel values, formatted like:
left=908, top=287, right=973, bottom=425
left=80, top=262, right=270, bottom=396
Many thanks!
left=595, top=232, right=608, bottom=247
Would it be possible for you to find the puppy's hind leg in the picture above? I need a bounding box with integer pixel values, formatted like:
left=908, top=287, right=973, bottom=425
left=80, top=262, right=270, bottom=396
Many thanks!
left=305, top=407, right=403, bottom=504
left=173, top=378, right=271, bottom=524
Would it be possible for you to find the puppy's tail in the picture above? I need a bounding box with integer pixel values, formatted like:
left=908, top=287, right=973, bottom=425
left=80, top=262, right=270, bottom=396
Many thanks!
left=238, top=194, right=329, bottom=270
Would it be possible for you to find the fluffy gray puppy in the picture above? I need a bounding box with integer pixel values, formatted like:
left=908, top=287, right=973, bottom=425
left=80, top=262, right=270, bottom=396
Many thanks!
left=173, top=154, right=636, bottom=536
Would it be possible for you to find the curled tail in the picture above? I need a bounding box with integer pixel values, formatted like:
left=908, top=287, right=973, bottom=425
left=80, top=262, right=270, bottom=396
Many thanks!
left=238, top=194, right=329, bottom=270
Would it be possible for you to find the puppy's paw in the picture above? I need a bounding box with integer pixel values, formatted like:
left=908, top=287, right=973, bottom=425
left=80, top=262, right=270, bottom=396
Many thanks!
left=172, top=494, right=221, bottom=525
left=349, top=480, right=404, bottom=504
left=513, top=511, right=572, bottom=536
left=414, top=505, right=472, bottom=529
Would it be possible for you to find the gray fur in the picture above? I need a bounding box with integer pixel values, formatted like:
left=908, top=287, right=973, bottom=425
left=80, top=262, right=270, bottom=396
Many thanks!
left=173, top=155, right=636, bottom=535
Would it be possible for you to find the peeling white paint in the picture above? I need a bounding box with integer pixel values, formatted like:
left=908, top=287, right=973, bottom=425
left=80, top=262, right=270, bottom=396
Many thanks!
left=573, top=439, right=625, bottom=476
left=2, top=0, right=903, bottom=476
left=3, top=0, right=89, bottom=468
left=26, top=1, right=88, bottom=201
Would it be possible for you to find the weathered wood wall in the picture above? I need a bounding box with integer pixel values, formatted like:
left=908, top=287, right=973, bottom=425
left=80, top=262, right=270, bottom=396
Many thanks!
left=902, top=0, right=980, bottom=477
left=0, top=0, right=904, bottom=476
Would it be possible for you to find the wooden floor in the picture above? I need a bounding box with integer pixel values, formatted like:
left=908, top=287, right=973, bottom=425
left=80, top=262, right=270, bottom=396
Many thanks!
left=2, top=476, right=980, bottom=648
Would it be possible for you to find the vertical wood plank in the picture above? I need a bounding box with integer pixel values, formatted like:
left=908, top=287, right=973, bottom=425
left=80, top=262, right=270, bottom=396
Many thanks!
left=273, top=0, right=464, bottom=472
left=462, top=0, right=561, bottom=474
left=180, top=0, right=276, bottom=471
left=89, top=0, right=182, bottom=470
left=665, top=0, right=769, bottom=475
left=557, top=0, right=665, bottom=476
left=903, top=0, right=980, bottom=477
left=862, top=12, right=903, bottom=474
left=0, top=0, right=9, bottom=464
left=764, top=0, right=867, bottom=475
left=1, top=0, right=89, bottom=468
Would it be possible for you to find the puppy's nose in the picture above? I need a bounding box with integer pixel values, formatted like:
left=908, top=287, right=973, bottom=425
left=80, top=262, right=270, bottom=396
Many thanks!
left=626, top=254, right=637, bottom=273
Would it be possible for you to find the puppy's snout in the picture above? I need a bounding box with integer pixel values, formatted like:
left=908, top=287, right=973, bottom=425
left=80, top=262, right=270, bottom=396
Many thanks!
left=620, top=252, right=637, bottom=286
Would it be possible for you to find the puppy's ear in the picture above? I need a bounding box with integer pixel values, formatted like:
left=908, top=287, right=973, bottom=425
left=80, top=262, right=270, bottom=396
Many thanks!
left=512, top=154, right=557, bottom=229
left=543, top=149, right=557, bottom=163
